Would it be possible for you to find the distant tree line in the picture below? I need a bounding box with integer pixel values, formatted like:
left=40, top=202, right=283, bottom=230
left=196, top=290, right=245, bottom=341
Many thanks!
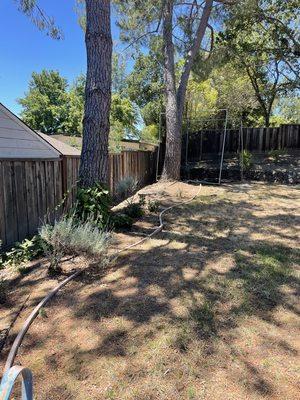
left=15, top=0, right=300, bottom=185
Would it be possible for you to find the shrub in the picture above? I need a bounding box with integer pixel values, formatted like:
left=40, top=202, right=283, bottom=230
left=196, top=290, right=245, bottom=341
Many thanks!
left=75, top=184, right=111, bottom=227
left=0, top=235, right=46, bottom=270
left=39, top=215, right=110, bottom=274
left=111, top=213, right=133, bottom=230
left=147, top=199, right=159, bottom=213
left=240, top=150, right=252, bottom=170
left=115, top=176, right=138, bottom=203
left=124, top=202, right=144, bottom=219
left=268, top=149, right=287, bottom=162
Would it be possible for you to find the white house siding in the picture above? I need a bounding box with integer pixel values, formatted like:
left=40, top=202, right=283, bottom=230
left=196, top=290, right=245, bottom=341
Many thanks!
left=0, top=103, right=60, bottom=159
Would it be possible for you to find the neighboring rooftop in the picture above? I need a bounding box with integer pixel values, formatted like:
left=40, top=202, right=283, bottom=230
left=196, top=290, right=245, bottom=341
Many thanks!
left=44, top=134, right=158, bottom=153
left=0, top=102, right=60, bottom=159
left=36, top=132, right=81, bottom=157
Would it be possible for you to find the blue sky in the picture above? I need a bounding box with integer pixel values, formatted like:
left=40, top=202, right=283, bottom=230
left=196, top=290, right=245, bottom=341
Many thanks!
left=0, top=0, right=124, bottom=115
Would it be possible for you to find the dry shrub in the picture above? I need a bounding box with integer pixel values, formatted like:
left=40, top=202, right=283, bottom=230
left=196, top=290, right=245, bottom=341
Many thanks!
left=39, top=215, right=110, bottom=274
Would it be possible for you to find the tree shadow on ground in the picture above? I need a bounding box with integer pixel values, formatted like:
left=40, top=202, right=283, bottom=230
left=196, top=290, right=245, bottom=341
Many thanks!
left=10, top=186, right=300, bottom=399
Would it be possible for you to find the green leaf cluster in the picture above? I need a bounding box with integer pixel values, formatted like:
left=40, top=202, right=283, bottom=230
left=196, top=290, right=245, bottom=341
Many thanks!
left=75, top=184, right=112, bottom=228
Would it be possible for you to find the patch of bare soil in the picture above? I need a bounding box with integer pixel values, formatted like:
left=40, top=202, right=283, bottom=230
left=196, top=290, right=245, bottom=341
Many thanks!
left=1, top=182, right=299, bottom=400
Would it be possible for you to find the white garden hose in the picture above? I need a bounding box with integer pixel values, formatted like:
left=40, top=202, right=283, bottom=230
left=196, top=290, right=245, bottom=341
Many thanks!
left=2, top=183, right=202, bottom=374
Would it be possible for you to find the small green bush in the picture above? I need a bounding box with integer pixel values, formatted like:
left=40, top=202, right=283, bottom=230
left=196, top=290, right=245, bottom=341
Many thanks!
left=39, top=215, right=110, bottom=274
left=240, top=150, right=252, bottom=170
left=115, top=177, right=138, bottom=202
left=268, top=149, right=286, bottom=162
left=147, top=199, right=159, bottom=213
left=111, top=213, right=134, bottom=230
left=124, top=203, right=144, bottom=219
left=0, top=235, right=46, bottom=269
left=75, top=184, right=111, bottom=227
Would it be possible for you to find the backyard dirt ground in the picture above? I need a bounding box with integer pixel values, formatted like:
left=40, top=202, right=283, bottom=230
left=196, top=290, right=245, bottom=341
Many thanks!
left=0, top=181, right=299, bottom=400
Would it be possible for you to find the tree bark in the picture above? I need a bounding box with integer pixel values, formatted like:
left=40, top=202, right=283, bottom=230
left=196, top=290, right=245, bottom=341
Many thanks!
left=177, top=0, right=213, bottom=128
left=161, top=0, right=213, bottom=180
left=161, top=0, right=181, bottom=180
left=79, top=0, right=112, bottom=188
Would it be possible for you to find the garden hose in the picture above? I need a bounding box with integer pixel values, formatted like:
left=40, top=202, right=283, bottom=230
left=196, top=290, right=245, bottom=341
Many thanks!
left=2, top=183, right=202, bottom=374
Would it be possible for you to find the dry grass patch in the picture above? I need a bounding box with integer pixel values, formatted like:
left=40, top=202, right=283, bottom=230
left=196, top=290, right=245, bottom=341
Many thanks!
left=1, top=182, right=299, bottom=399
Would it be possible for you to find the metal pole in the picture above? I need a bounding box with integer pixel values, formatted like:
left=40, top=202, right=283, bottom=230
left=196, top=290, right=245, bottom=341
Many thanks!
left=218, top=109, right=228, bottom=185
left=185, top=119, right=189, bottom=166
left=240, top=118, right=244, bottom=181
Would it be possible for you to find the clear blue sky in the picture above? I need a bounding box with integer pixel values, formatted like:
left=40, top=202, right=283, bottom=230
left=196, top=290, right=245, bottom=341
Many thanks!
left=0, top=0, right=123, bottom=115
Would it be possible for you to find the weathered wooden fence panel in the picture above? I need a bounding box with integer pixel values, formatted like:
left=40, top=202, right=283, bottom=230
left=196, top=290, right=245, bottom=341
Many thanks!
left=184, top=124, right=300, bottom=162
left=0, top=159, right=64, bottom=248
left=0, top=150, right=157, bottom=248
left=108, top=151, right=156, bottom=195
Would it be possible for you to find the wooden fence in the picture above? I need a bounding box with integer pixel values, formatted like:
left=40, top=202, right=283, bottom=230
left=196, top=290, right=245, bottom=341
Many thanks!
left=184, top=124, right=300, bottom=162
left=0, top=150, right=157, bottom=248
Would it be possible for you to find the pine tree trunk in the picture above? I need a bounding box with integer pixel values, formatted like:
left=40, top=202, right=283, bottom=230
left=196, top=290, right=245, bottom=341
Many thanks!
left=79, top=0, right=112, bottom=188
left=161, top=0, right=181, bottom=181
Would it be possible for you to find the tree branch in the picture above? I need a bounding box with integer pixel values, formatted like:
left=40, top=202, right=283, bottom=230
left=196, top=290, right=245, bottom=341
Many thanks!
left=176, top=0, right=214, bottom=123
left=122, top=1, right=165, bottom=51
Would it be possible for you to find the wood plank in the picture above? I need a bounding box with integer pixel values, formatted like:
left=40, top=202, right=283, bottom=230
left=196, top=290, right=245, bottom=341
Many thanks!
left=25, top=161, right=39, bottom=236
left=14, top=161, right=29, bottom=241
left=0, top=161, right=6, bottom=246
left=53, top=160, right=62, bottom=219
left=2, top=161, right=18, bottom=245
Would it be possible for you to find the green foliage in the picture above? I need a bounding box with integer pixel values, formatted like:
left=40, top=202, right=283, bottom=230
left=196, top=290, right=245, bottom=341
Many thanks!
left=39, top=307, right=48, bottom=318
left=111, top=94, right=138, bottom=128
left=115, top=176, right=138, bottom=202
left=276, top=97, right=300, bottom=124
left=111, top=213, right=133, bottom=230
left=112, top=53, right=127, bottom=94
left=0, top=235, right=46, bottom=269
left=19, top=70, right=138, bottom=144
left=268, top=149, right=287, bottom=162
left=147, top=199, right=159, bottom=213
left=0, top=278, right=8, bottom=304
left=125, top=40, right=163, bottom=130
left=124, top=202, right=144, bottom=219
left=75, top=184, right=111, bottom=227
left=140, top=124, right=159, bottom=143
left=240, top=150, right=252, bottom=170
left=219, top=0, right=300, bottom=125
left=18, top=70, right=69, bottom=134
left=15, top=0, right=62, bottom=39
left=39, top=215, right=110, bottom=273
left=63, top=74, right=85, bottom=134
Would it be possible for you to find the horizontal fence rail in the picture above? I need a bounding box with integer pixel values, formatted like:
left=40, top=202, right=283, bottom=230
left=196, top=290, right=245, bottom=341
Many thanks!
left=0, top=150, right=157, bottom=248
left=183, top=124, right=300, bottom=162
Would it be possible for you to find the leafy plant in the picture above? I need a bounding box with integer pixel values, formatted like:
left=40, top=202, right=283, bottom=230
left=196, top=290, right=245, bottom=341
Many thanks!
left=75, top=184, right=111, bottom=227
left=268, top=149, right=287, bottom=162
left=39, top=308, right=48, bottom=318
left=240, top=150, right=252, bottom=170
left=39, top=215, right=110, bottom=274
left=115, top=176, right=138, bottom=203
left=124, top=203, right=144, bottom=219
left=147, top=199, right=159, bottom=213
left=0, top=235, right=46, bottom=269
left=111, top=213, right=133, bottom=230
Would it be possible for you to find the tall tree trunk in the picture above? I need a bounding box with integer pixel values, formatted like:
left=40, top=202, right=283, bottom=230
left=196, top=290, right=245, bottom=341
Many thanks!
left=177, top=0, right=213, bottom=128
left=79, top=0, right=112, bottom=188
left=264, top=112, right=270, bottom=127
left=161, top=0, right=181, bottom=180
left=161, top=0, right=213, bottom=180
